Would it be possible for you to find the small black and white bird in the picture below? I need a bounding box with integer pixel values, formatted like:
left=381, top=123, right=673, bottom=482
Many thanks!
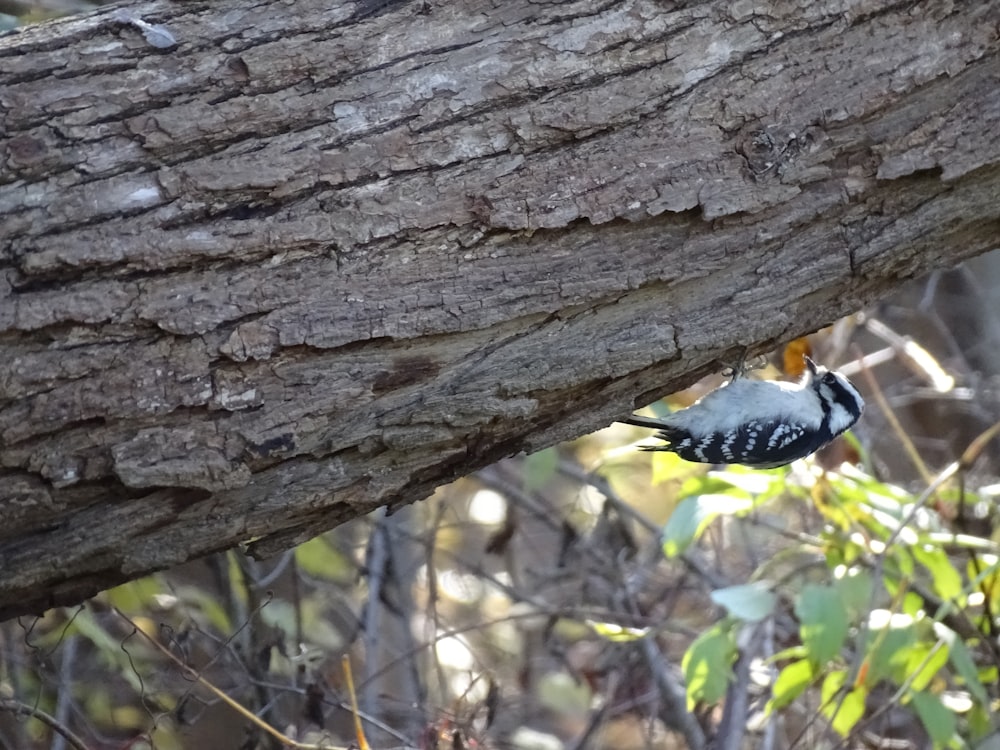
left=623, top=357, right=864, bottom=469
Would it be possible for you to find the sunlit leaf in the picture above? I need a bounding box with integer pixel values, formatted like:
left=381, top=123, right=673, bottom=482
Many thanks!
left=911, top=690, right=956, bottom=746
left=833, top=466, right=910, bottom=504
left=768, top=658, right=815, bottom=711
left=902, top=642, right=950, bottom=692
left=586, top=620, right=650, bottom=642
left=706, top=468, right=783, bottom=496
left=662, top=494, right=753, bottom=557
left=105, top=576, right=166, bottom=614
left=682, top=623, right=737, bottom=710
left=711, top=582, right=776, bottom=623
left=979, top=665, right=999, bottom=687
left=795, top=584, right=849, bottom=663
left=651, top=449, right=694, bottom=485
left=820, top=671, right=866, bottom=736
left=902, top=591, right=925, bottom=617
left=678, top=473, right=751, bottom=500
left=813, top=488, right=853, bottom=530
left=912, top=545, right=963, bottom=602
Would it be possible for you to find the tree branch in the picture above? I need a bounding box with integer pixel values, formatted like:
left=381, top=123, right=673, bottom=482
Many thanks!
left=1, top=0, right=999, bottom=618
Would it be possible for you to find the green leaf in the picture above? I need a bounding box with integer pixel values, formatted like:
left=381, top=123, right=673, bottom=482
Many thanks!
left=768, top=658, right=815, bottom=711
left=912, top=545, right=963, bottom=602
left=820, top=671, right=866, bottom=736
left=967, top=702, right=993, bottom=742
left=711, top=582, right=777, bottom=622
left=833, top=567, right=872, bottom=621
left=910, top=690, right=956, bottom=747
left=881, top=547, right=915, bottom=586
left=865, top=610, right=917, bottom=685
left=662, top=494, right=753, bottom=557
left=935, top=623, right=989, bottom=706
left=895, top=547, right=915, bottom=578
left=768, top=645, right=809, bottom=662
left=682, top=623, right=737, bottom=710
left=524, top=447, right=558, bottom=491
left=795, top=584, right=849, bottom=663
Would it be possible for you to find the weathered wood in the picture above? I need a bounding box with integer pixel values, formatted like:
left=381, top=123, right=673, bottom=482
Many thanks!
left=1, top=0, right=998, bottom=619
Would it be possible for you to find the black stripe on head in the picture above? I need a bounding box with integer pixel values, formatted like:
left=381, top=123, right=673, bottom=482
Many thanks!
left=818, top=372, right=864, bottom=436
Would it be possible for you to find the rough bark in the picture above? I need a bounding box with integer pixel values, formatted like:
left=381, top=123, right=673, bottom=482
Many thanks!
left=1, top=0, right=998, bottom=620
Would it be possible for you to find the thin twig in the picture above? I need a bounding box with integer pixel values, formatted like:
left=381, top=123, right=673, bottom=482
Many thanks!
left=112, top=609, right=345, bottom=750
left=0, top=699, right=89, bottom=750
left=856, top=348, right=935, bottom=486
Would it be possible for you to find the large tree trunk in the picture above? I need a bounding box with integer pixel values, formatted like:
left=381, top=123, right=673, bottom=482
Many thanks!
left=1, top=0, right=998, bottom=620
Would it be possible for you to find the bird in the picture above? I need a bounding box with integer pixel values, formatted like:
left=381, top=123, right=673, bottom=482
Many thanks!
left=621, top=357, right=864, bottom=469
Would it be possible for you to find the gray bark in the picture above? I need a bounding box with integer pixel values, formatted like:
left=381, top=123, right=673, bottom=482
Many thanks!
left=1, top=0, right=998, bottom=620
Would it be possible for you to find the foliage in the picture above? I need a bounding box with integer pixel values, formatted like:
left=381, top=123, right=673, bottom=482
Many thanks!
left=670, top=454, right=1000, bottom=748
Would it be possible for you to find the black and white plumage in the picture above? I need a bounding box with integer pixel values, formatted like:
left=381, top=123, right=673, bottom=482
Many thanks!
left=623, top=357, right=864, bottom=469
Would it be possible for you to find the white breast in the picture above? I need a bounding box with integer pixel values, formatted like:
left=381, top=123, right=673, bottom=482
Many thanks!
left=662, top=377, right=824, bottom=434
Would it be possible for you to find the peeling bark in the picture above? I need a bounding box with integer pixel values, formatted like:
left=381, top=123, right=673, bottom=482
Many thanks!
left=1, top=0, right=999, bottom=620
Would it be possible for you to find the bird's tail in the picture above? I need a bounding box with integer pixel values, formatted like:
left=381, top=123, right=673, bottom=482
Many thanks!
left=619, top=415, right=672, bottom=431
